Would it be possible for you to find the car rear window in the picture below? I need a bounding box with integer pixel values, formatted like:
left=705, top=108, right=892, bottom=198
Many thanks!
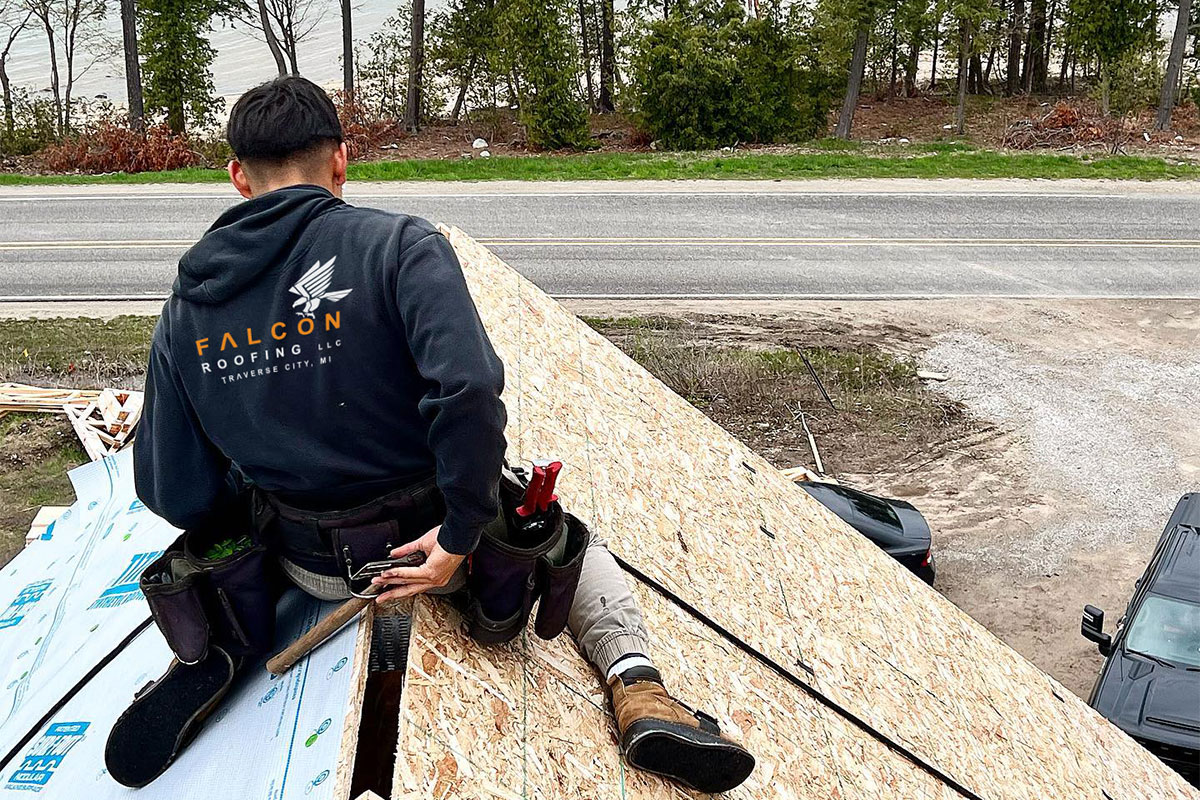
left=821, top=485, right=901, bottom=527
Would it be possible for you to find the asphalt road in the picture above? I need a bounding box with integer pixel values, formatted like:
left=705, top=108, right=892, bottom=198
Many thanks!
left=1, top=180, right=1198, bottom=299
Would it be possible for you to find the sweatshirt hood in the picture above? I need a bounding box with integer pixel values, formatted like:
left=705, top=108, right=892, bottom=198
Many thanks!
left=174, top=185, right=344, bottom=303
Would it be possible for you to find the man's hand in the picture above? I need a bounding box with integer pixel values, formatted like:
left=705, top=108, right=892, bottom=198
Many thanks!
left=371, top=526, right=466, bottom=604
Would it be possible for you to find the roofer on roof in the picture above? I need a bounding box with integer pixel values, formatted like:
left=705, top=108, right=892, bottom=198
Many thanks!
left=129, top=76, right=755, bottom=793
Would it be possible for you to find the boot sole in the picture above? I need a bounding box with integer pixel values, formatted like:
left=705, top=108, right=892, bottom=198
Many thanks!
left=623, top=718, right=755, bottom=794
left=104, top=648, right=235, bottom=788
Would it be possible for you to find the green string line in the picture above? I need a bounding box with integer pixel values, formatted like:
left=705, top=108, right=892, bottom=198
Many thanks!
left=572, top=319, right=624, bottom=799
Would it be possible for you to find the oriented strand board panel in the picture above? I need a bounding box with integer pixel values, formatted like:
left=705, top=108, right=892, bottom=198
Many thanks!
left=389, top=227, right=1199, bottom=799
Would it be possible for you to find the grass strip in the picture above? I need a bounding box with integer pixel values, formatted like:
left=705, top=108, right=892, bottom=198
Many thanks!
left=2, top=147, right=1197, bottom=186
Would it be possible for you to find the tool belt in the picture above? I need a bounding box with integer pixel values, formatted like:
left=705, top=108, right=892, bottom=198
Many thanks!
left=251, top=475, right=446, bottom=596
left=140, top=466, right=586, bottom=662
left=140, top=495, right=281, bottom=664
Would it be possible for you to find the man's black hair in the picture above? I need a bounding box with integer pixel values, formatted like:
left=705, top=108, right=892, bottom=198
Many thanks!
left=227, top=76, right=343, bottom=163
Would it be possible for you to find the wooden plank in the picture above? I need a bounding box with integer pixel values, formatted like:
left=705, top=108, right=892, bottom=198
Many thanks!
left=387, top=227, right=1198, bottom=800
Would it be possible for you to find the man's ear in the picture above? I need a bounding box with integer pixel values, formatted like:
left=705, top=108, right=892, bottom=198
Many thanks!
left=332, top=143, right=349, bottom=190
left=229, top=159, right=254, bottom=199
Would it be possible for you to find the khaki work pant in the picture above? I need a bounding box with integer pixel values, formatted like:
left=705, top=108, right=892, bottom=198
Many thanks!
left=282, top=530, right=651, bottom=676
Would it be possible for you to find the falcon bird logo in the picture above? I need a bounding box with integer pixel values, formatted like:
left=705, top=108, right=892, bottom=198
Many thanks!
left=289, top=256, right=353, bottom=318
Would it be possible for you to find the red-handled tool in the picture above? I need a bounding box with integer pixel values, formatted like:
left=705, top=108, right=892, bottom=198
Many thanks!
left=516, top=465, right=548, bottom=517
left=515, top=459, right=563, bottom=517
left=535, top=460, right=562, bottom=512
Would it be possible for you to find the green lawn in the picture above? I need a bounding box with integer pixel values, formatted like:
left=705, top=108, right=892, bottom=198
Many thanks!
left=2, top=147, right=1198, bottom=185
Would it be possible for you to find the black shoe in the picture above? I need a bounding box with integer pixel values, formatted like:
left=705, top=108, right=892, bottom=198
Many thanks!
left=105, top=647, right=237, bottom=788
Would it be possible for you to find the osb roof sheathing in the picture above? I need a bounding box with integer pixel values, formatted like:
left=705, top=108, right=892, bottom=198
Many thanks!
left=388, top=226, right=1199, bottom=800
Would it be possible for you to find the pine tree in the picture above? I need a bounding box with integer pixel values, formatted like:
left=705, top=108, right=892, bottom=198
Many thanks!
left=139, top=0, right=222, bottom=133
left=499, top=0, right=590, bottom=149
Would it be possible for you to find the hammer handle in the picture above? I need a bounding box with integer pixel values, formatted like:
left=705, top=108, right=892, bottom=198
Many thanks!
left=266, top=595, right=371, bottom=676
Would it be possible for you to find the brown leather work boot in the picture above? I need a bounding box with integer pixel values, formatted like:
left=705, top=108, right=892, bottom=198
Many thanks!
left=608, top=666, right=755, bottom=793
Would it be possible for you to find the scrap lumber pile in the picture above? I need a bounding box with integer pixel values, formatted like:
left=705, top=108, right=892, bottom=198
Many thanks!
left=63, top=388, right=143, bottom=461
left=0, top=383, right=100, bottom=415
left=0, top=382, right=143, bottom=460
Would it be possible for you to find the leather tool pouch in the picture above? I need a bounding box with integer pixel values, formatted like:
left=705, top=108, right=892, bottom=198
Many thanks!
left=141, top=498, right=277, bottom=662
left=464, top=469, right=584, bottom=645
left=533, top=512, right=588, bottom=640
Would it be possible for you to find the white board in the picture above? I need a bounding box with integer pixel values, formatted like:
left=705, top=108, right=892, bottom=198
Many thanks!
left=0, top=589, right=364, bottom=799
left=0, top=451, right=180, bottom=761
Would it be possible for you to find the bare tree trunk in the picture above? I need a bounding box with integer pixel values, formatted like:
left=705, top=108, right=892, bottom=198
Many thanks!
left=598, top=0, right=614, bottom=111
left=930, top=17, right=940, bottom=89
left=451, top=53, right=476, bottom=124
left=258, top=0, right=288, bottom=76
left=578, top=0, right=594, bottom=108
left=836, top=25, right=869, bottom=139
left=1024, top=0, right=1046, bottom=93
left=405, top=0, right=425, bottom=131
left=283, top=4, right=299, bottom=75
left=1, top=14, right=29, bottom=140
left=285, top=41, right=299, bottom=75
left=37, top=17, right=63, bottom=135
left=341, top=0, right=353, bottom=98
left=889, top=22, right=898, bottom=97
left=955, top=18, right=971, bottom=135
left=1156, top=0, right=1192, bottom=130
left=1100, top=70, right=1111, bottom=116
left=1043, top=0, right=1057, bottom=78
left=1006, top=0, right=1024, bottom=95
left=119, top=0, right=144, bottom=131
left=904, top=38, right=919, bottom=96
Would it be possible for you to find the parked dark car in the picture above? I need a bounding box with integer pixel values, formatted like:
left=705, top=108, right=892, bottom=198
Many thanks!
left=799, top=482, right=935, bottom=584
left=1080, top=493, right=1200, bottom=787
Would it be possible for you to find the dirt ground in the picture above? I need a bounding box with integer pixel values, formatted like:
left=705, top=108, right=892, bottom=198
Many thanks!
left=574, top=298, right=1200, bottom=699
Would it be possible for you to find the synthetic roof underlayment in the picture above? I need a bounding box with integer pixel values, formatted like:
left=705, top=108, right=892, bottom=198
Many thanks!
left=0, top=451, right=371, bottom=798
left=388, top=227, right=1200, bottom=799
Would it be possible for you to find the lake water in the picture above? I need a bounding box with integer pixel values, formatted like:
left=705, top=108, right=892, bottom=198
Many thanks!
left=7, top=1, right=447, bottom=112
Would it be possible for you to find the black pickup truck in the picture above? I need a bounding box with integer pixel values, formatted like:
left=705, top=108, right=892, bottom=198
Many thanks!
left=1080, top=493, right=1200, bottom=786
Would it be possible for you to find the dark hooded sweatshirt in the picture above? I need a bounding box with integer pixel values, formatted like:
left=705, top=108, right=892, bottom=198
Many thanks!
left=133, top=184, right=507, bottom=556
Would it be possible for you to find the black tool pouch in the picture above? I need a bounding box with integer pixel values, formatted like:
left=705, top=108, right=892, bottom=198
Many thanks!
left=141, top=537, right=209, bottom=664
left=533, top=513, right=588, bottom=640
left=182, top=525, right=276, bottom=658
left=141, top=499, right=277, bottom=662
left=464, top=469, right=580, bottom=645
left=466, top=514, right=560, bottom=644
